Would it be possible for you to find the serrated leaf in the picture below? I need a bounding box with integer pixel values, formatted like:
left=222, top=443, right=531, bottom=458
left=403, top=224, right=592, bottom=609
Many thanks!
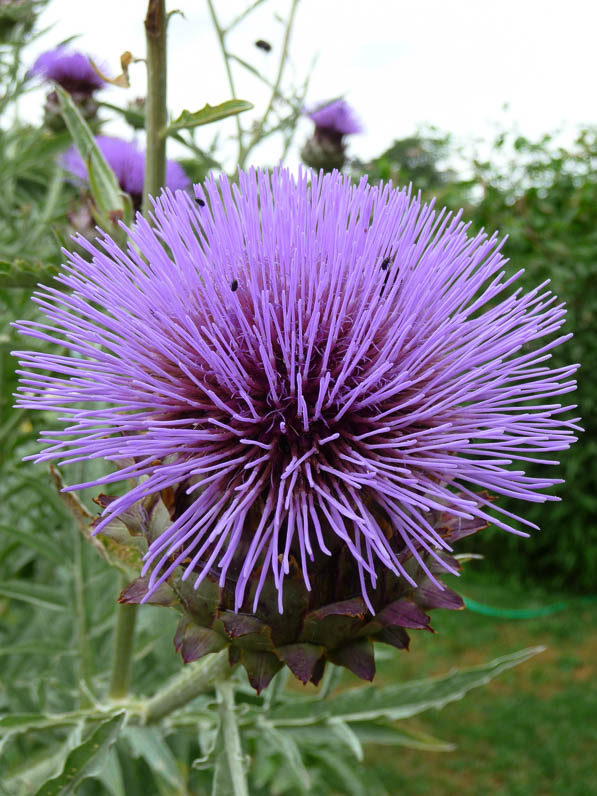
left=54, top=85, right=127, bottom=222
left=0, top=258, right=60, bottom=288
left=124, top=727, right=185, bottom=792
left=268, top=646, right=545, bottom=725
left=259, top=724, right=311, bottom=793
left=351, top=721, right=455, bottom=751
left=0, top=524, right=66, bottom=565
left=309, top=746, right=367, bottom=796
left=0, top=710, right=118, bottom=738
left=0, top=641, right=72, bottom=658
left=34, top=712, right=125, bottom=796
left=213, top=683, right=249, bottom=796
left=91, top=747, right=126, bottom=796
left=166, top=100, right=253, bottom=134
left=0, top=580, right=66, bottom=611
left=326, top=717, right=363, bottom=761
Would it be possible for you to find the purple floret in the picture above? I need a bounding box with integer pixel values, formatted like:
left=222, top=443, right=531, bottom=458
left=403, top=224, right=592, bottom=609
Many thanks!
left=308, top=99, right=363, bottom=136
left=13, top=168, right=579, bottom=613
left=61, top=136, right=190, bottom=206
left=31, top=48, right=105, bottom=95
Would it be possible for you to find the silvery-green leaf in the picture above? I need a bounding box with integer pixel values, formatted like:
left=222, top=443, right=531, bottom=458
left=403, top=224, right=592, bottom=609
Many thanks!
left=350, top=721, right=455, bottom=751
left=0, top=710, right=120, bottom=738
left=123, top=727, right=185, bottom=792
left=0, top=524, right=65, bottom=565
left=54, top=85, right=130, bottom=224
left=34, top=712, right=125, bottom=795
left=268, top=646, right=544, bottom=725
left=259, top=724, right=311, bottom=792
left=0, top=581, right=66, bottom=612
left=91, top=748, right=126, bottom=796
left=326, top=717, right=363, bottom=760
left=166, top=101, right=253, bottom=134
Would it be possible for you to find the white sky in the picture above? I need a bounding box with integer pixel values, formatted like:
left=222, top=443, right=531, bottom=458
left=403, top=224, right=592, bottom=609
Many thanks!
left=20, top=0, right=597, bottom=170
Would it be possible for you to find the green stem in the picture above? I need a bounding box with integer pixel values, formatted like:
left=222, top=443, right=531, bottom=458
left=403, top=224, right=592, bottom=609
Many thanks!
left=110, top=0, right=168, bottom=696
left=73, top=520, right=93, bottom=707
left=144, top=650, right=231, bottom=724
left=238, top=0, right=299, bottom=169
left=205, top=0, right=244, bottom=165
left=143, top=0, right=168, bottom=216
left=108, top=580, right=139, bottom=700
left=215, top=680, right=249, bottom=796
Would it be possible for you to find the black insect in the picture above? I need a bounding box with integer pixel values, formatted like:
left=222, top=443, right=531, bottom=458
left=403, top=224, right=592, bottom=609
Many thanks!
left=380, top=257, right=396, bottom=297
left=231, top=279, right=239, bottom=292
left=195, top=197, right=205, bottom=207
left=255, top=39, right=272, bottom=52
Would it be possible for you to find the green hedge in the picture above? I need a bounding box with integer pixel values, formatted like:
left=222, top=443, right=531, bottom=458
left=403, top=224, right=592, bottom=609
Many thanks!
left=357, top=130, right=597, bottom=591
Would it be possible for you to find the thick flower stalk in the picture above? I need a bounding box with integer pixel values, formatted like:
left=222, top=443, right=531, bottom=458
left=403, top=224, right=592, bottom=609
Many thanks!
left=61, top=135, right=190, bottom=211
left=301, top=99, right=362, bottom=172
left=13, top=168, right=578, bottom=688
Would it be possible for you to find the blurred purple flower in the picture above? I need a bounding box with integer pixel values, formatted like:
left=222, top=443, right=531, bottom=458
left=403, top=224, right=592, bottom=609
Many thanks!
left=61, top=136, right=190, bottom=208
left=302, top=99, right=363, bottom=171
left=31, top=48, right=105, bottom=96
left=14, top=168, right=579, bottom=614
left=308, top=99, right=363, bottom=137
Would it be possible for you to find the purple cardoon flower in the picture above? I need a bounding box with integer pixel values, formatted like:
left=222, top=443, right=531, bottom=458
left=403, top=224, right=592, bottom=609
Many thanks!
left=61, top=136, right=190, bottom=210
left=308, top=99, right=363, bottom=137
left=13, top=169, right=579, bottom=619
left=302, top=99, right=362, bottom=172
left=31, top=48, right=105, bottom=96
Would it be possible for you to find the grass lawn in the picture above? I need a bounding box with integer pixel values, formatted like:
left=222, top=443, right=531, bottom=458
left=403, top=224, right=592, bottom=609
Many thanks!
left=361, top=571, right=597, bottom=796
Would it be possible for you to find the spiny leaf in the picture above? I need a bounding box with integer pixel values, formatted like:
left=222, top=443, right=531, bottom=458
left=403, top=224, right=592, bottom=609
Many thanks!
left=0, top=524, right=66, bottom=566
left=0, top=709, right=120, bottom=738
left=34, top=712, right=125, bottom=795
left=268, top=646, right=545, bottom=725
left=0, top=581, right=66, bottom=612
left=0, top=258, right=60, bottom=288
left=259, top=724, right=311, bottom=792
left=54, top=85, right=130, bottom=225
left=350, top=721, right=455, bottom=751
left=165, top=100, right=253, bottom=134
left=123, top=727, right=186, bottom=792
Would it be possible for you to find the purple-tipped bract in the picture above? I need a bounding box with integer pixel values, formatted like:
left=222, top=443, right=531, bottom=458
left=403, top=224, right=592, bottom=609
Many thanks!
left=61, top=136, right=190, bottom=207
left=31, top=48, right=105, bottom=95
left=13, top=168, right=579, bottom=613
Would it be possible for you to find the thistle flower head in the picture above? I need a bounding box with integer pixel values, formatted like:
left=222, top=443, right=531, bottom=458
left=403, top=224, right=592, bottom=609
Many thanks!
left=61, top=136, right=190, bottom=209
left=308, top=98, right=363, bottom=137
left=14, top=168, right=579, bottom=624
left=302, top=99, right=362, bottom=171
left=31, top=47, right=105, bottom=95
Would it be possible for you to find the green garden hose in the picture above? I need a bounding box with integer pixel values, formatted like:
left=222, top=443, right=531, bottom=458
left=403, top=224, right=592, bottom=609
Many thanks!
left=463, top=595, right=597, bottom=620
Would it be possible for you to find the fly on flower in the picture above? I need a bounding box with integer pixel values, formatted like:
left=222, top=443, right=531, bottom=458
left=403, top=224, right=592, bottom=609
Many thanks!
left=13, top=168, right=579, bottom=690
